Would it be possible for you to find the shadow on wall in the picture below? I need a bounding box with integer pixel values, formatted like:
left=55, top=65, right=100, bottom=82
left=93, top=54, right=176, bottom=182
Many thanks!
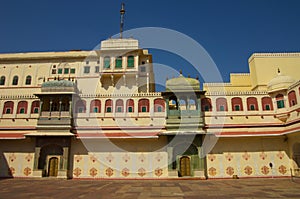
left=0, top=151, right=13, bottom=179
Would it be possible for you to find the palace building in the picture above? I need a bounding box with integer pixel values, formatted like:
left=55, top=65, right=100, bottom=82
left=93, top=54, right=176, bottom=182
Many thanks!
left=0, top=37, right=300, bottom=179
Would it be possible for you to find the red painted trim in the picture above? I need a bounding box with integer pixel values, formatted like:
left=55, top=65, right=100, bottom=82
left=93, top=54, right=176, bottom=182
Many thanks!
left=0, top=133, right=25, bottom=139
left=0, top=126, right=36, bottom=130
left=217, top=126, right=300, bottom=137
left=74, top=126, right=165, bottom=130
left=76, top=132, right=159, bottom=138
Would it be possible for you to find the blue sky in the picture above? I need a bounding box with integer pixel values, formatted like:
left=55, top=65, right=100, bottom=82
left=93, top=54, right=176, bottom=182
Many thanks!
left=0, top=0, right=299, bottom=83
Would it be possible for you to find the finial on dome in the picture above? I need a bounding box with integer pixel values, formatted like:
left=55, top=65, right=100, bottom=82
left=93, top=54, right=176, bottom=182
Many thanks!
left=166, top=77, right=168, bottom=80
left=188, top=74, right=190, bottom=78
left=278, top=68, right=281, bottom=74
left=196, top=75, right=199, bottom=80
left=179, top=69, right=182, bottom=75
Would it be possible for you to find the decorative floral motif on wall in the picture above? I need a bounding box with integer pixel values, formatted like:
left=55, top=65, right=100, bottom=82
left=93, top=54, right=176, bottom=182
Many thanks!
left=226, top=166, right=234, bottom=176
left=90, top=155, right=97, bottom=163
left=208, top=167, right=217, bottom=176
left=154, top=168, right=163, bottom=177
left=155, top=153, right=163, bottom=162
left=242, top=151, right=250, bottom=161
left=225, top=153, right=233, bottom=161
left=277, top=151, right=285, bottom=160
left=244, top=166, right=253, bottom=175
left=138, top=154, right=146, bottom=163
left=260, top=151, right=267, bottom=160
left=105, top=167, right=114, bottom=177
left=121, top=168, right=130, bottom=177
left=23, top=167, right=32, bottom=176
left=25, top=153, right=33, bottom=162
left=208, top=154, right=216, bottom=162
left=8, top=167, right=15, bottom=175
left=9, top=153, right=16, bottom=162
left=73, top=167, right=82, bottom=177
left=106, top=153, right=114, bottom=163
left=278, top=165, right=287, bottom=175
left=74, top=155, right=82, bottom=163
left=138, top=168, right=146, bottom=177
left=122, top=154, right=130, bottom=163
left=261, top=166, right=270, bottom=175
left=89, top=167, right=97, bottom=177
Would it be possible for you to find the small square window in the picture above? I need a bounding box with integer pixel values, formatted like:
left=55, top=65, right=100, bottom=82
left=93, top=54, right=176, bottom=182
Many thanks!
left=70, top=68, right=76, bottom=74
left=64, top=68, right=69, bottom=74
left=53, top=65, right=56, bottom=69
left=128, top=106, right=133, bottom=112
left=234, top=105, right=240, bottom=111
left=265, top=104, right=270, bottom=110
left=84, top=66, right=90, bottom=74
left=140, top=66, right=146, bottom=72
left=106, top=107, right=112, bottom=113
left=157, top=106, right=162, bottom=112
left=19, top=108, right=25, bottom=114
left=204, top=105, right=210, bottom=111
left=250, top=104, right=255, bottom=110
left=117, top=106, right=122, bottom=112
left=58, top=68, right=63, bottom=74
left=95, top=66, right=100, bottom=73
left=219, top=105, right=225, bottom=111
left=5, top=108, right=11, bottom=114
left=52, top=69, right=56, bottom=74
left=93, top=107, right=99, bottom=113
left=78, top=107, right=84, bottom=113
left=141, top=106, right=147, bottom=112
left=33, top=107, right=39, bottom=113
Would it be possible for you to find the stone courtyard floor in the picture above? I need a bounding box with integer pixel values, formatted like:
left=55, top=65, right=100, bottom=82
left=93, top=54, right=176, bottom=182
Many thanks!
left=1, top=177, right=300, bottom=199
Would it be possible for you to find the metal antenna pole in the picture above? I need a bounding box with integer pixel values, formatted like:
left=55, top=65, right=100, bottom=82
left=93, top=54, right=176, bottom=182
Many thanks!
left=120, top=3, right=125, bottom=38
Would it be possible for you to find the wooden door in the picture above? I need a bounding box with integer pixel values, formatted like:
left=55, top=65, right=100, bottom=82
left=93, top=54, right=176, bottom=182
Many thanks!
left=180, top=156, right=191, bottom=176
left=48, top=157, right=58, bottom=177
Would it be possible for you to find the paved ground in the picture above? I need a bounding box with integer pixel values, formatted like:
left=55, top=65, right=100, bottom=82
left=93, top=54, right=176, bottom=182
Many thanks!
left=1, top=177, right=300, bottom=199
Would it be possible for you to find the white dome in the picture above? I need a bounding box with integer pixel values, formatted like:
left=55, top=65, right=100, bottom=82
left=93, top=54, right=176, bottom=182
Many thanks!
left=267, top=73, right=295, bottom=93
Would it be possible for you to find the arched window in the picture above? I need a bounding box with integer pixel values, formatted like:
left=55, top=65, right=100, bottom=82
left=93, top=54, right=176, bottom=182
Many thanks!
left=104, top=56, right=110, bottom=69
left=288, top=91, right=297, bottom=107
left=169, top=96, right=178, bottom=110
left=201, top=98, right=212, bottom=111
left=154, top=98, right=165, bottom=112
left=3, top=101, right=14, bottom=114
left=12, top=76, right=18, bottom=85
left=105, top=99, right=113, bottom=113
left=90, top=99, right=101, bottom=113
left=126, top=99, right=134, bottom=112
left=115, top=56, right=122, bottom=68
left=17, top=101, right=28, bottom=114
left=31, top=101, right=40, bottom=114
left=75, top=100, right=86, bottom=113
left=247, top=97, right=258, bottom=111
left=127, top=56, right=134, bottom=68
left=276, top=94, right=285, bottom=109
left=116, top=99, right=124, bottom=112
left=261, top=97, right=273, bottom=111
left=25, top=75, right=32, bottom=85
left=138, top=99, right=149, bottom=112
left=0, top=76, right=5, bottom=85
left=216, top=97, right=228, bottom=111
left=189, top=98, right=197, bottom=110
left=231, top=97, right=243, bottom=111
left=179, top=99, right=187, bottom=110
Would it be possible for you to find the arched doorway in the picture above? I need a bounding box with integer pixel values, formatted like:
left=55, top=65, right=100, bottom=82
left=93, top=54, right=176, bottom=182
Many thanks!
left=180, top=156, right=191, bottom=176
left=38, top=144, right=63, bottom=177
left=48, top=157, right=59, bottom=177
